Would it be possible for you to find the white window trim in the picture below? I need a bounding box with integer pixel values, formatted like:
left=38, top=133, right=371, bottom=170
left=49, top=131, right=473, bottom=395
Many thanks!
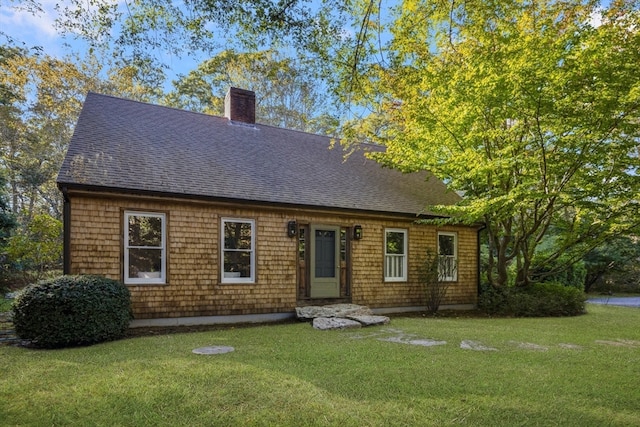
left=438, top=231, right=458, bottom=282
left=124, top=211, right=166, bottom=285
left=384, top=228, right=408, bottom=282
left=221, top=218, right=256, bottom=284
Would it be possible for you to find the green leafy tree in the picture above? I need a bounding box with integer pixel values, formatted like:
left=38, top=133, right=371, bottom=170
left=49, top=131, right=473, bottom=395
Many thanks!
left=336, top=0, right=640, bottom=288
left=5, top=213, right=62, bottom=282
left=0, top=50, right=90, bottom=222
left=0, top=47, right=156, bottom=225
left=46, top=0, right=348, bottom=92
left=166, top=50, right=338, bottom=134
left=0, top=171, right=16, bottom=240
left=0, top=141, right=17, bottom=291
left=6, top=1, right=356, bottom=123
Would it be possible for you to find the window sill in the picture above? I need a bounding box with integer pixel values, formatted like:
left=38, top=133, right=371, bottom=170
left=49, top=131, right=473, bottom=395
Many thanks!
left=220, top=280, right=256, bottom=285
left=125, top=281, right=168, bottom=286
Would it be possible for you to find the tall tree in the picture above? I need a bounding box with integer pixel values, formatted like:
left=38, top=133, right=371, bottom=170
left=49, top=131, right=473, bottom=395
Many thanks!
left=1, top=50, right=90, bottom=222
left=0, top=47, right=153, bottom=225
left=48, top=0, right=348, bottom=90
left=337, top=0, right=640, bottom=288
left=166, top=50, right=338, bottom=134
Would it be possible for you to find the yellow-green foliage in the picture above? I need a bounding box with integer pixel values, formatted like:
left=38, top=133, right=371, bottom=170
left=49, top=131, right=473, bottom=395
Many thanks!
left=5, top=214, right=62, bottom=278
left=343, top=0, right=640, bottom=289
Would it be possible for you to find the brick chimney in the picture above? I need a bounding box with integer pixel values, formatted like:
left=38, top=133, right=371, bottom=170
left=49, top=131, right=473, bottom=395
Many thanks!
left=224, top=87, right=256, bottom=124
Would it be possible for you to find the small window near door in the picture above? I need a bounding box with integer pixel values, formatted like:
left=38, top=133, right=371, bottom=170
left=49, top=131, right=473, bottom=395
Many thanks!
left=221, top=218, right=255, bottom=283
left=438, top=232, right=458, bottom=281
left=385, top=229, right=407, bottom=282
left=298, top=227, right=306, bottom=260
left=124, top=211, right=166, bottom=285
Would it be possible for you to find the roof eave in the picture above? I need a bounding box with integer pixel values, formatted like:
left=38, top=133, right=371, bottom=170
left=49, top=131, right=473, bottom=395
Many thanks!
left=58, top=182, right=451, bottom=220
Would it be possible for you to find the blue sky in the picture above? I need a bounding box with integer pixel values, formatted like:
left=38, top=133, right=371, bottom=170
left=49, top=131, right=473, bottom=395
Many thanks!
left=1, top=0, right=68, bottom=55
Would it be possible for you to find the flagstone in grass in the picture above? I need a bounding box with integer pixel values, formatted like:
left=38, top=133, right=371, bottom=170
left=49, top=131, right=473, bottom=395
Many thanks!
left=511, top=341, right=550, bottom=351
left=460, top=340, right=498, bottom=351
left=349, top=327, right=591, bottom=353
left=192, top=346, right=235, bottom=355
left=558, top=343, right=583, bottom=350
left=595, top=339, right=640, bottom=348
left=379, top=335, right=447, bottom=347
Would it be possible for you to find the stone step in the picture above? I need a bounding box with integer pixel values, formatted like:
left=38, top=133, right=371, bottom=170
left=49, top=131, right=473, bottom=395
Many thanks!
left=296, top=304, right=391, bottom=330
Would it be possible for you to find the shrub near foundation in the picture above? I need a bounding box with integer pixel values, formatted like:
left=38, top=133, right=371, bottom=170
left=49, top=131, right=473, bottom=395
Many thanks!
left=12, top=275, right=132, bottom=348
left=479, top=282, right=586, bottom=317
left=510, top=283, right=586, bottom=316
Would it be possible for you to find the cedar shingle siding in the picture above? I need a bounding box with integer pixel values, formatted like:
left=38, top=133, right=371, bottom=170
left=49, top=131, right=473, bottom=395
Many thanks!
left=58, top=91, right=479, bottom=320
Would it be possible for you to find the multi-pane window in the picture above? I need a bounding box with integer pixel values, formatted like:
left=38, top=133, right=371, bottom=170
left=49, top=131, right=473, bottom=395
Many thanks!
left=385, top=229, right=407, bottom=281
left=438, top=232, right=458, bottom=281
left=221, top=218, right=255, bottom=283
left=124, top=211, right=166, bottom=285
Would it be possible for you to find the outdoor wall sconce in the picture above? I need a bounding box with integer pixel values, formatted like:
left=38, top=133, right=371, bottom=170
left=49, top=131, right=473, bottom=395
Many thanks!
left=287, top=220, right=297, bottom=238
left=353, top=225, right=363, bottom=240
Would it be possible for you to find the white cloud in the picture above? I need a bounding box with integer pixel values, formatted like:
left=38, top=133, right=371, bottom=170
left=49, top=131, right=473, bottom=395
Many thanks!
left=0, top=0, right=62, bottom=55
left=1, top=0, right=60, bottom=45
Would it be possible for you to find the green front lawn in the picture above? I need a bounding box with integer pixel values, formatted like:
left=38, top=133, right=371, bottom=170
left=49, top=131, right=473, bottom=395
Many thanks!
left=2, top=304, right=639, bottom=426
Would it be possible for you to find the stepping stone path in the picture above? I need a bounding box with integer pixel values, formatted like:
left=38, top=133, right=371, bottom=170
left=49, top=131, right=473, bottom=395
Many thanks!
left=0, top=312, right=19, bottom=346
left=379, top=335, right=447, bottom=347
left=350, top=328, right=448, bottom=347
left=296, top=304, right=390, bottom=330
left=512, top=341, right=550, bottom=351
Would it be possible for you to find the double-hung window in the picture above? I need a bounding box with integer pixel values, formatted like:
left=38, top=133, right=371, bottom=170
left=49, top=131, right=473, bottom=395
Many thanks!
left=438, top=232, right=458, bottom=281
left=385, top=229, right=407, bottom=282
left=124, top=211, right=166, bottom=285
left=221, top=218, right=255, bottom=283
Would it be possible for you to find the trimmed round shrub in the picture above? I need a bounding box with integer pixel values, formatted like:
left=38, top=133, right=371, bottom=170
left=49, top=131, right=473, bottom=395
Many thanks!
left=12, top=275, right=132, bottom=348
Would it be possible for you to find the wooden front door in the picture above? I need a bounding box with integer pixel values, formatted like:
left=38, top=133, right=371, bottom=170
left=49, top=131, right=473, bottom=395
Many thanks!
left=310, top=225, right=341, bottom=298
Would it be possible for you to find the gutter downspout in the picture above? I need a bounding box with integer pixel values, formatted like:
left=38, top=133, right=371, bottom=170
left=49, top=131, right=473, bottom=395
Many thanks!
left=61, top=186, right=71, bottom=275
left=477, top=224, right=487, bottom=299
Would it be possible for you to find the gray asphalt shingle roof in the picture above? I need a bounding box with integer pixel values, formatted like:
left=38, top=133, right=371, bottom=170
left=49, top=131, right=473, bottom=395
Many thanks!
left=57, top=92, right=460, bottom=216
